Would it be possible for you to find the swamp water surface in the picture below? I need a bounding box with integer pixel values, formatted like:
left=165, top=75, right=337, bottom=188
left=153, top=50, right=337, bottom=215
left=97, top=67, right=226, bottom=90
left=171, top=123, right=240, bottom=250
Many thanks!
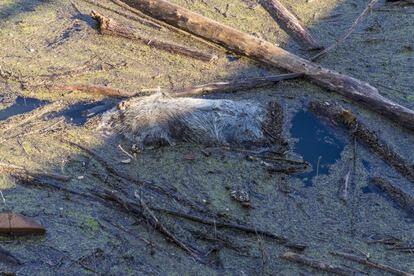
left=1, top=0, right=414, bottom=274
left=291, top=110, right=345, bottom=186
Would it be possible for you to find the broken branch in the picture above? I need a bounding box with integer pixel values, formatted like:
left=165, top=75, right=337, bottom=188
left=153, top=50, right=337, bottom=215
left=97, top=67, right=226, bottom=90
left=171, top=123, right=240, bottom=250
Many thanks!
left=81, top=0, right=163, bottom=30
left=371, top=177, right=414, bottom=215
left=47, top=73, right=302, bottom=98
left=168, top=72, right=302, bottom=97
left=309, top=101, right=414, bottom=185
left=281, top=251, right=359, bottom=276
left=120, top=0, right=414, bottom=131
left=331, top=251, right=413, bottom=276
left=91, top=11, right=217, bottom=62
left=260, top=0, right=322, bottom=50
left=52, top=84, right=135, bottom=98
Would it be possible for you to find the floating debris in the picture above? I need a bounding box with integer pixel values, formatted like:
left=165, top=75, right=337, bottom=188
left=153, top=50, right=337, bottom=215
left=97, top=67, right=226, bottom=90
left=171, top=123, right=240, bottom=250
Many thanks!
left=230, top=189, right=251, bottom=208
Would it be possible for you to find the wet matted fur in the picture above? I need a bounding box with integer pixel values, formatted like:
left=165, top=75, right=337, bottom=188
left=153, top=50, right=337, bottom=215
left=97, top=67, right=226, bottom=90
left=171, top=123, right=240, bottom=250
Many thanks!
left=99, top=93, right=284, bottom=149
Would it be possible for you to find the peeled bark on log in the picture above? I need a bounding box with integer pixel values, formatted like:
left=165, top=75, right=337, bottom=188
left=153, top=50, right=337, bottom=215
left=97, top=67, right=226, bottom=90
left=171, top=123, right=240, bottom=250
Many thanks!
left=91, top=11, right=217, bottom=62
left=309, top=101, right=414, bottom=185
left=120, top=0, right=414, bottom=131
left=259, top=0, right=322, bottom=50
left=281, top=251, right=359, bottom=276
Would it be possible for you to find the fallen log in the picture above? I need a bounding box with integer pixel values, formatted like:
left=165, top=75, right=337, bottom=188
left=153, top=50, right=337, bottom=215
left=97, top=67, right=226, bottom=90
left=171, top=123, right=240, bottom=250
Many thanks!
left=109, top=0, right=224, bottom=51
left=169, top=72, right=302, bottom=97
left=281, top=251, right=359, bottom=276
left=259, top=0, right=322, bottom=50
left=91, top=11, right=217, bottom=62
left=120, top=0, right=414, bottom=131
left=47, top=72, right=302, bottom=98
left=371, top=177, right=414, bottom=215
left=309, top=101, right=414, bottom=185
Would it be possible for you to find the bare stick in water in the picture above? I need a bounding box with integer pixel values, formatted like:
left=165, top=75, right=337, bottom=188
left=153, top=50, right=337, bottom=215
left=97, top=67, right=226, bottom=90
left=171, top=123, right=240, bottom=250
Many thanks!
left=119, top=0, right=414, bottom=131
left=311, top=0, right=379, bottom=61
left=91, top=11, right=217, bottom=62
left=260, top=0, right=322, bottom=50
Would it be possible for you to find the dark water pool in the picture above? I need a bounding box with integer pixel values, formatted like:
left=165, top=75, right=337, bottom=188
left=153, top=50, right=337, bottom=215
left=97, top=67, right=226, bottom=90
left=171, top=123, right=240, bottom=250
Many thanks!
left=50, top=101, right=117, bottom=125
left=0, top=96, right=116, bottom=125
left=291, top=110, right=346, bottom=186
left=0, top=97, right=47, bottom=121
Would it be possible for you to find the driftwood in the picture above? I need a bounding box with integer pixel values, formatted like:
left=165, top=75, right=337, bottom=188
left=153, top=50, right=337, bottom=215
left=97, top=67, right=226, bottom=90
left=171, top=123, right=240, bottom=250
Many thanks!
left=259, top=0, right=321, bottom=50
left=119, top=0, right=414, bottom=131
left=281, top=251, right=360, bottom=276
left=49, top=73, right=301, bottom=98
left=332, top=251, right=413, bottom=276
left=371, top=177, right=414, bottom=215
left=51, top=84, right=135, bottom=98
left=169, top=72, right=302, bottom=97
left=309, top=101, right=414, bottom=185
left=152, top=206, right=305, bottom=250
left=80, top=0, right=163, bottom=30
left=109, top=0, right=224, bottom=51
left=19, top=172, right=304, bottom=260
left=91, top=11, right=217, bottom=62
left=134, top=191, right=204, bottom=261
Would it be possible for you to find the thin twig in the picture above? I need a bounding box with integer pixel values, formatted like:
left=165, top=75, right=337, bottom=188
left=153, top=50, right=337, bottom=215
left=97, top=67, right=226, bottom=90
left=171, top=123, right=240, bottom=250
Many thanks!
left=311, top=0, right=379, bottom=61
left=281, top=251, right=361, bottom=276
left=133, top=191, right=204, bottom=261
left=80, top=0, right=163, bottom=30
left=332, top=251, right=413, bottom=276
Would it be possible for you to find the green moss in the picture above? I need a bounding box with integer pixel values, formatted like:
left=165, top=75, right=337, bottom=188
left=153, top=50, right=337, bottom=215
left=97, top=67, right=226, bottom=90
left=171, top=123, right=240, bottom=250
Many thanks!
left=0, top=175, right=15, bottom=190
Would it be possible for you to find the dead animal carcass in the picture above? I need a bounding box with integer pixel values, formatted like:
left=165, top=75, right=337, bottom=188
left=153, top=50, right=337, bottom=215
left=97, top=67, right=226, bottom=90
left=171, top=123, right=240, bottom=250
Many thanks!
left=99, top=93, right=284, bottom=149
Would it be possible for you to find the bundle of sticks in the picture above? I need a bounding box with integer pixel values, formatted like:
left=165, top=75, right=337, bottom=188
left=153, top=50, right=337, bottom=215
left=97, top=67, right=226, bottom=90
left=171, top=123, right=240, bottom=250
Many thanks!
left=69, top=0, right=414, bottom=133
